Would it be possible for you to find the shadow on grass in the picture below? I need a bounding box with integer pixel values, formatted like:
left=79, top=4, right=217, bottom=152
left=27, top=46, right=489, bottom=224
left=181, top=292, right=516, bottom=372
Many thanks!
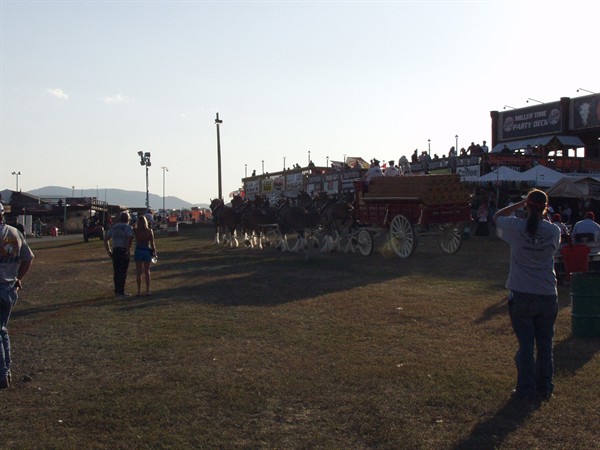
left=454, top=333, right=600, bottom=449
left=11, top=295, right=116, bottom=331
left=554, top=334, right=600, bottom=376
left=453, top=396, right=542, bottom=449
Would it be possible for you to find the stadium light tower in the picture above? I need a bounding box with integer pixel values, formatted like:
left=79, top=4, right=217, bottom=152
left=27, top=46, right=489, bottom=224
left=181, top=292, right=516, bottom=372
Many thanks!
left=11, top=171, right=21, bottom=191
left=215, top=113, right=223, bottom=200
left=138, top=151, right=151, bottom=210
left=161, top=166, right=168, bottom=214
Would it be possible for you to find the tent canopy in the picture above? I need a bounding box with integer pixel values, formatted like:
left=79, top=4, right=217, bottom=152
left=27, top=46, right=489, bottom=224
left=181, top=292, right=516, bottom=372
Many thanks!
left=478, top=166, right=525, bottom=182
left=545, top=176, right=600, bottom=198
left=519, top=165, right=564, bottom=187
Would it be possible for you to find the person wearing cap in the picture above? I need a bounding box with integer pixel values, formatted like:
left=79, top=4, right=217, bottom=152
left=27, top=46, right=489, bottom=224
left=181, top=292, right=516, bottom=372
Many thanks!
left=571, top=211, right=600, bottom=243
left=493, top=189, right=561, bottom=401
left=551, top=213, right=569, bottom=242
left=0, top=202, right=34, bottom=389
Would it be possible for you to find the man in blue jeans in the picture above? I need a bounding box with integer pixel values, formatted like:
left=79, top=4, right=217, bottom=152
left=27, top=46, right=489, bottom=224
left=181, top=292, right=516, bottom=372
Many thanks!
left=0, top=202, right=34, bottom=389
left=104, top=211, right=134, bottom=296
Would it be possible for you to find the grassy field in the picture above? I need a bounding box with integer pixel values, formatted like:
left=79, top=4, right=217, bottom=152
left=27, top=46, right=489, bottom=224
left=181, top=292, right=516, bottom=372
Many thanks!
left=2, top=225, right=599, bottom=449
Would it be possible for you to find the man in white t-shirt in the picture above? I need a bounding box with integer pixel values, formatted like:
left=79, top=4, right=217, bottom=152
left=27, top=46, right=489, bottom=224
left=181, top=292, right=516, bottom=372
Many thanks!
left=571, top=212, right=600, bottom=242
left=384, top=160, right=399, bottom=177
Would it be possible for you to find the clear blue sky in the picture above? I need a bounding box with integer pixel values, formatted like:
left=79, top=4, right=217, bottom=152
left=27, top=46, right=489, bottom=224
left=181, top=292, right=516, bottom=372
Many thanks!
left=1, top=1, right=599, bottom=205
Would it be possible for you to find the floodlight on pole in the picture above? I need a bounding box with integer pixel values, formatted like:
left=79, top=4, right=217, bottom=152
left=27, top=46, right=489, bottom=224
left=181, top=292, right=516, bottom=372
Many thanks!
left=526, top=98, right=544, bottom=104
left=576, top=88, right=596, bottom=94
left=161, top=166, right=168, bottom=214
left=11, top=171, right=21, bottom=191
left=215, top=113, right=223, bottom=200
left=503, top=105, right=516, bottom=110
left=138, top=151, right=151, bottom=210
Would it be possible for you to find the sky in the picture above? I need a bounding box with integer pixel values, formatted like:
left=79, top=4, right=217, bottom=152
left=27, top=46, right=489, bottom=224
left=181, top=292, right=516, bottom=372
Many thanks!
left=1, top=0, right=599, bottom=206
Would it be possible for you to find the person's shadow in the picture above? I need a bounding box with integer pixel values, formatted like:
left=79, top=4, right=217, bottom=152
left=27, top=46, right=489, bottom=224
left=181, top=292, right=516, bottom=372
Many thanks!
left=453, top=334, right=600, bottom=449
left=453, top=396, right=541, bottom=449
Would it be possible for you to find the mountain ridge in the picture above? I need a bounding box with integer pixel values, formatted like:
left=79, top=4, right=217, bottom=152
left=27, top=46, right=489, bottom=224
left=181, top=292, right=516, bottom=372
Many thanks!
left=25, top=186, right=208, bottom=210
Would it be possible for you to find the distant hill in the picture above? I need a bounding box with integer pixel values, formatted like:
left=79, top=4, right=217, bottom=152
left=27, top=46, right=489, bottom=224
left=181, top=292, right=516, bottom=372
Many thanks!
left=26, top=186, right=208, bottom=210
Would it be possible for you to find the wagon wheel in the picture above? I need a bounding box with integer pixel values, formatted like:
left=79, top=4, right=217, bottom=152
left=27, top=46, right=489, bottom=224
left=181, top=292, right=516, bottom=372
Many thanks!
left=436, top=223, right=464, bottom=254
left=389, top=215, right=417, bottom=258
left=356, top=229, right=374, bottom=256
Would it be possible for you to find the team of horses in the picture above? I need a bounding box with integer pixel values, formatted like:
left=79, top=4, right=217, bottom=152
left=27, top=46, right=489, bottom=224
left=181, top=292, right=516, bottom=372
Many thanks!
left=209, top=191, right=355, bottom=253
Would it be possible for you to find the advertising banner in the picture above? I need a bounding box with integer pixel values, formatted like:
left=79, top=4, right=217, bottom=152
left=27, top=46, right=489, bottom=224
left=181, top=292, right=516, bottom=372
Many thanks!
left=324, top=173, right=340, bottom=195
left=244, top=180, right=260, bottom=196
left=570, top=93, right=600, bottom=130
left=261, top=179, right=273, bottom=193
left=499, top=102, right=563, bottom=140
left=285, top=173, right=304, bottom=191
left=341, top=170, right=361, bottom=192
left=273, top=176, right=285, bottom=192
left=306, top=174, right=324, bottom=195
left=456, top=165, right=481, bottom=181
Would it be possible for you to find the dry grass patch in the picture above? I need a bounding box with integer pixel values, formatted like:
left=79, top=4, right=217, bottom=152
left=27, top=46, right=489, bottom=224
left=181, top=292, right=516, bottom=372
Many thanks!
left=1, top=225, right=599, bottom=449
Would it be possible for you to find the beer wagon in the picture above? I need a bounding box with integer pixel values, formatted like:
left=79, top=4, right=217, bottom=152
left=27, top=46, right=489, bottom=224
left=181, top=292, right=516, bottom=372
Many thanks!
left=348, top=174, right=473, bottom=257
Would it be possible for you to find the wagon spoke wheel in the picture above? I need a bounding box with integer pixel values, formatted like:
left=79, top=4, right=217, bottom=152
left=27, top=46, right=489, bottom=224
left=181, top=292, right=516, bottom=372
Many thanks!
left=389, top=215, right=417, bottom=258
left=437, top=223, right=464, bottom=254
left=357, top=229, right=374, bottom=256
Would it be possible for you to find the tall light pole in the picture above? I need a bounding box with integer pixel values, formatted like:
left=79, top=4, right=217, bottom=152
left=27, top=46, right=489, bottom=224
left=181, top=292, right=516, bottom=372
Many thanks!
left=245, top=164, right=247, bottom=178
left=428, top=139, right=431, bottom=157
left=11, top=171, right=21, bottom=191
left=215, top=113, right=223, bottom=200
left=455, top=135, right=458, bottom=154
left=138, top=151, right=151, bottom=210
left=262, top=160, right=265, bottom=174
left=161, top=166, right=168, bottom=214
left=308, top=150, right=311, bottom=165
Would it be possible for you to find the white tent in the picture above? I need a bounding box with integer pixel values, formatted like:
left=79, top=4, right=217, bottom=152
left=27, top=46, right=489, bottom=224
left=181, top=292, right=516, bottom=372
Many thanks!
left=546, top=178, right=587, bottom=198
left=478, top=166, right=525, bottom=182
left=519, top=165, right=564, bottom=187
left=546, top=176, right=600, bottom=199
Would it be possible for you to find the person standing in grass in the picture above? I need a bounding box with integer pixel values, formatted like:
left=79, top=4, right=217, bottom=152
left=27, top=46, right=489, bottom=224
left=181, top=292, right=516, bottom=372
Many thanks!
left=0, top=202, right=34, bottom=389
left=133, top=215, right=156, bottom=296
left=493, top=189, right=561, bottom=401
left=104, top=211, right=134, bottom=297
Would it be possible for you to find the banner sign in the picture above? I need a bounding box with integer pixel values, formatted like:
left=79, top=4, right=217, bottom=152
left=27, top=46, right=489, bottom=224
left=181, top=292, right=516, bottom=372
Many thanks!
left=499, top=102, right=563, bottom=140
left=324, top=173, right=340, bottom=195
left=285, top=173, right=304, bottom=191
left=261, top=179, right=273, bottom=193
left=272, top=176, right=285, bottom=192
left=341, top=170, right=362, bottom=192
left=306, top=174, right=324, bottom=195
left=244, top=180, right=260, bottom=196
left=570, top=93, right=600, bottom=130
left=456, top=165, right=481, bottom=181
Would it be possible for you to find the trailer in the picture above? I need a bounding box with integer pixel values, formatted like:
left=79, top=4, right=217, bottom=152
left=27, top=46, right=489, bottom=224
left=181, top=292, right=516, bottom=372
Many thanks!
left=349, top=174, right=473, bottom=257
